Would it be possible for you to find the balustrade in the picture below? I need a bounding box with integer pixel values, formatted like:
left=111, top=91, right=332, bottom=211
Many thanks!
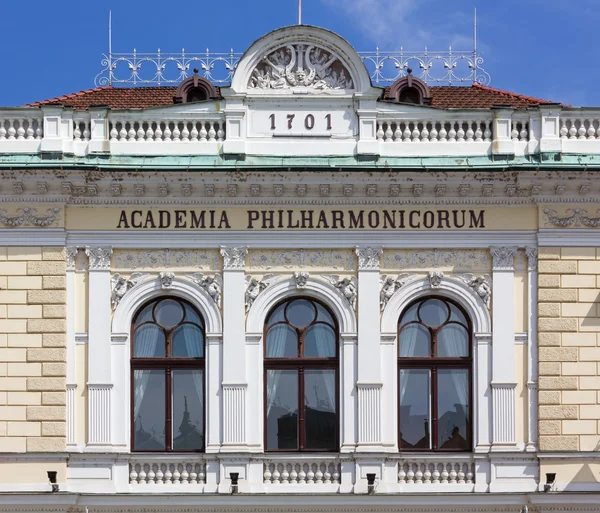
left=129, top=459, right=207, bottom=485
left=73, top=118, right=91, bottom=141
left=376, top=119, right=492, bottom=143
left=397, top=459, right=475, bottom=485
left=560, top=116, right=600, bottom=140
left=108, top=119, right=225, bottom=142
left=0, top=115, right=43, bottom=140
left=263, top=460, right=341, bottom=485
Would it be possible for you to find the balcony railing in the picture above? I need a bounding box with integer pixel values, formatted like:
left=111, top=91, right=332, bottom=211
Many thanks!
left=129, top=456, right=209, bottom=486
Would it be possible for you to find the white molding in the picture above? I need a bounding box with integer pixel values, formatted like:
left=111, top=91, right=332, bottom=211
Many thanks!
left=87, top=384, right=112, bottom=446
left=538, top=229, right=600, bottom=246
left=65, top=230, right=538, bottom=249
left=0, top=228, right=66, bottom=246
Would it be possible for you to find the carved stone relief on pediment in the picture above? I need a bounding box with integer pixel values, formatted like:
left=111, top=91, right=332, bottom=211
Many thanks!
left=248, top=44, right=353, bottom=91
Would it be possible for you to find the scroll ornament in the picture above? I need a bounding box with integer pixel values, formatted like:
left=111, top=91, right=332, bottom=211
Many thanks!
left=322, top=275, right=358, bottom=308
left=187, top=273, right=223, bottom=306
left=245, top=274, right=279, bottom=312
left=111, top=273, right=148, bottom=309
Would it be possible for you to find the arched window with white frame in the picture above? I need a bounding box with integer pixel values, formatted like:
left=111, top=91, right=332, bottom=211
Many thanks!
left=131, top=297, right=205, bottom=452
left=264, top=297, right=339, bottom=452
left=398, top=296, right=472, bottom=452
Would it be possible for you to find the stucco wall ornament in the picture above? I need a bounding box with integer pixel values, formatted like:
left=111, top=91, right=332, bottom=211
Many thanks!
left=383, top=249, right=489, bottom=271
left=221, top=246, right=248, bottom=270
left=114, top=249, right=219, bottom=270
left=248, top=249, right=354, bottom=270
left=111, top=272, right=148, bottom=309
left=356, top=246, right=383, bottom=270
left=428, top=271, right=444, bottom=288
left=322, top=275, right=358, bottom=308
left=66, top=247, right=78, bottom=271
left=248, top=44, right=353, bottom=90
left=186, top=273, right=223, bottom=306
left=380, top=273, right=414, bottom=311
left=245, top=274, right=279, bottom=312
left=0, top=207, right=61, bottom=228
left=86, top=247, right=113, bottom=271
left=544, top=208, right=600, bottom=228
left=294, top=271, right=310, bottom=289
left=490, top=247, right=517, bottom=271
left=159, top=271, right=175, bottom=289
left=457, top=273, right=491, bottom=308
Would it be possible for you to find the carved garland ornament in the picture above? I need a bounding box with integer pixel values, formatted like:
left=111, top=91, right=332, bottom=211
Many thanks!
left=0, top=207, right=61, bottom=227
left=544, top=208, right=600, bottom=228
left=248, top=44, right=353, bottom=90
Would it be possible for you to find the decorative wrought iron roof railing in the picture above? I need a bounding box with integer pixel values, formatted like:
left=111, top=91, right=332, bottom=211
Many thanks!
left=94, top=48, right=490, bottom=87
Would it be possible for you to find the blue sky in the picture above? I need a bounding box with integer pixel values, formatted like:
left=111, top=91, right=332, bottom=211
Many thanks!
left=0, top=0, right=597, bottom=107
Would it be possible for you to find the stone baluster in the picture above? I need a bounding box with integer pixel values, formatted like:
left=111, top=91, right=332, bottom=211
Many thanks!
left=208, top=122, right=217, bottom=142
left=0, top=120, right=6, bottom=140
left=172, top=120, right=181, bottom=141
left=109, top=121, right=118, bottom=141
left=154, top=121, right=163, bottom=141
left=402, top=122, right=411, bottom=142
left=127, top=121, right=136, bottom=141
left=456, top=120, right=466, bottom=142
left=520, top=121, right=528, bottom=141
left=466, top=120, right=475, bottom=142
left=190, top=121, right=199, bottom=141
left=163, top=121, right=172, bottom=141
left=199, top=122, right=207, bottom=142
left=82, top=120, right=90, bottom=141
left=568, top=119, right=577, bottom=139
left=448, top=122, right=457, bottom=142
left=587, top=118, right=596, bottom=139
left=429, top=121, right=438, bottom=141
left=577, top=118, right=587, bottom=139
left=73, top=121, right=82, bottom=141
left=7, top=119, right=16, bottom=140
left=16, top=119, right=25, bottom=140
left=118, top=120, right=127, bottom=141
left=181, top=120, right=190, bottom=141
left=410, top=122, right=420, bottom=142
left=26, top=118, right=35, bottom=140
left=483, top=120, right=492, bottom=141
left=384, top=123, right=393, bottom=142
left=438, top=122, right=448, bottom=141
left=145, top=121, right=154, bottom=141
left=376, top=123, right=384, bottom=141
left=420, top=121, right=429, bottom=142
left=136, top=121, right=145, bottom=141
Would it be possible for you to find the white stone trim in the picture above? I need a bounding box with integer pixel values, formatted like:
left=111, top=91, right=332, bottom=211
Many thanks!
left=525, top=247, right=538, bottom=452
left=538, top=229, right=600, bottom=246
left=380, top=275, right=492, bottom=453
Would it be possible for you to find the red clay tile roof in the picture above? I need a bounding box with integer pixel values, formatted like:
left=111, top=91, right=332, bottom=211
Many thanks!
left=27, top=83, right=556, bottom=110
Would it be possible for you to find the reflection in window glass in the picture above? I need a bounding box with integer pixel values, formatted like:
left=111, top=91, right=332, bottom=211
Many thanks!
left=172, top=324, right=204, bottom=358
left=419, top=299, right=449, bottom=327
left=437, top=369, right=469, bottom=450
left=304, top=370, right=336, bottom=449
left=304, top=324, right=336, bottom=357
left=133, top=370, right=166, bottom=450
left=399, top=369, right=430, bottom=449
left=266, top=324, right=298, bottom=357
left=133, top=324, right=166, bottom=357
left=399, top=323, right=430, bottom=357
left=286, top=299, right=317, bottom=327
left=266, top=370, right=298, bottom=450
left=437, top=324, right=469, bottom=357
left=172, top=370, right=204, bottom=451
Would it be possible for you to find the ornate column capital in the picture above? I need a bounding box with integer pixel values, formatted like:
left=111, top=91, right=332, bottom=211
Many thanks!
left=220, top=246, right=248, bottom=270
left=490, top=246, right=517, bottom=271
left=85, top=246, right=113, bottom=271
left=525, top=247, right=538, bottom=271
left=66, top=246, right=78, bottom=271
left=355, top=246, right=383, bottom=270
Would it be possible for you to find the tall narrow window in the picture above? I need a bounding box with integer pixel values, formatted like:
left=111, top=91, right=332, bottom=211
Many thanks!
left=131, top=297, right=205, bottom=452
left=264, top=298, right=338, bottom=451
left=398, top=297, right=472, bottom=451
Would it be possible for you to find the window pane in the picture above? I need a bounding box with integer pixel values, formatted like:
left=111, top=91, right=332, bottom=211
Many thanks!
left=399, top=369, right=431, bottom=449
left=437, top=324, right=469, bottom=357
left=184, top=303, right=203, bottom=327
left=418, top=299, right=449, bottom=327
left=266, top=324, right=298, bottom=357
left=134, top=301, right=155, bottom=327
left=304, top=370, right=336, bottom=450
left=266, top=370, right=298, bottom=450
left=133, top=324, right=165, bottom=357
left=437, top=369, right=469, bottom=450
left=133, top=370, right=165, bottom=450
left=172, top=324, right=204, bottom=358
left=286, top=299, right=316, bottom=327
left=154, top=299, right=184, bottom=328
left=449, top=303, right=467, bottom=325
left=400, top=303, right=418, bottom=324
left=267, top=303, right=285, bottom=325
left=399, top=323, right=430, bottom=357
left=304, top=324, right=336, bottom=357
left=172, top=370, right=204, bottom=451
left=316, top=304, right=334, bottom=325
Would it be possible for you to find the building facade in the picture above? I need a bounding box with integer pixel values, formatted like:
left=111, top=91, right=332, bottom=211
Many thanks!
left=0, top=24, right=599, bottom=513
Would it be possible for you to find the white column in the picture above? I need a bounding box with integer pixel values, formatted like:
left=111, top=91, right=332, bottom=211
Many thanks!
left=355, top=247, right=383, bottom=450
left=205, top=333, right=223, bottom=454
left=220, top=246, right=248, bottom=451
left=525, top=247, right=538, bottom=452
left=66, top=247, right=78, bottom=448
left=490, top=246, right=518, bottom=450
left=85, top=247, right=113, bottom=447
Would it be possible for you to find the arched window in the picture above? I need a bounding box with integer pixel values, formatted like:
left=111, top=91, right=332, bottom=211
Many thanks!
left=264, top=298, right=338, bottom=452
left=131, top=297, right=205, bottom=452
left=398, top=297, right=471, bottom=452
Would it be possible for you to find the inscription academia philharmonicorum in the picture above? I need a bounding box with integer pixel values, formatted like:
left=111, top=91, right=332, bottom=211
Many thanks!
left=115, top=208, right=487, bottom=230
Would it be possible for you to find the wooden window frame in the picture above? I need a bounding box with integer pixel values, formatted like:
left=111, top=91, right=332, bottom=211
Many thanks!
left=263, top=297, right=340, bottom=452
left=130, top=296, right=206, bottom=453
left=397, top=296, right=473, bottom=452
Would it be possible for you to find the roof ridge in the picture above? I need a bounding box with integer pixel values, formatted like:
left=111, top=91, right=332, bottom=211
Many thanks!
left=26, top=86, right=114, bottom=107
left=471, top=82, right=555, bottom=105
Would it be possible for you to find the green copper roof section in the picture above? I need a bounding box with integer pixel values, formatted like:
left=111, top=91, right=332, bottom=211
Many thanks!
left=0, top=153, right=599, bottom=170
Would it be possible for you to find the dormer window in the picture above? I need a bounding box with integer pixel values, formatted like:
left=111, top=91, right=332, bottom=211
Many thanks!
left=387, top=69, right=431, bottom=105
left=173, top=69, right=220, bottom=104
